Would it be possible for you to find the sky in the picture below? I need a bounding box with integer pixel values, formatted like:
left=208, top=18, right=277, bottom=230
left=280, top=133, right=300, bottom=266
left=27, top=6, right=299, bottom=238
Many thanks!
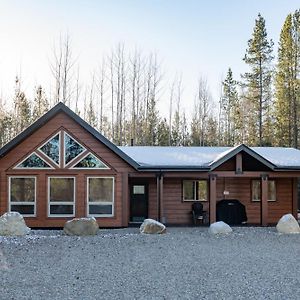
left=0, top=0, right=299, bottom=117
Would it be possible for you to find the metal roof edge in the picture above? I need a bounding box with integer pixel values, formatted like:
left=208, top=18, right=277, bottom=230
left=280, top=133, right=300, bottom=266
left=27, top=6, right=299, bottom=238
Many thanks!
left=209, top=144, right=276, bottom=171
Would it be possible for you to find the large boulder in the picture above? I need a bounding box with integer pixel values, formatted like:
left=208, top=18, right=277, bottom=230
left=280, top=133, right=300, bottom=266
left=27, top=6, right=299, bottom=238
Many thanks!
left=140, top=219, right=166, bottom=234
left=64, top=217, right=99, bottom=236
left=209, top=221, right=232, bottom=235
left=0, top=212, right=31, bottom=236
left=276, top=214, right=300, bottom=234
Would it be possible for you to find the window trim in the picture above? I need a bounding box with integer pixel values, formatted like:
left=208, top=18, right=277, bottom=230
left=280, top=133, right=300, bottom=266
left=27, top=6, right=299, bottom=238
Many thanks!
left=14, top=151, right=54, bottom=170
left=63, top=132, right=86, bottom=168
left=251, top=179, right=277, bottom=202
left=87, top=176, right=115, bottom=217
left=70, top=152, right=109, bottom=170
left=8, top=176, right=37, bottom=217
left=182, top=179, right=208, bottom=202
left=47, top=176, right=76, bottom=217
left=38, top=131, right=61, bottom=167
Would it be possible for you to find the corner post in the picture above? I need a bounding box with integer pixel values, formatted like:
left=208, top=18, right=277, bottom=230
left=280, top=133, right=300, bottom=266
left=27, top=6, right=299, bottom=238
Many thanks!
left=261, top=174, right=268, bottom=226
left=209, top=174, right=217, bottom=224
left=292, top=178, right=298, bottom=220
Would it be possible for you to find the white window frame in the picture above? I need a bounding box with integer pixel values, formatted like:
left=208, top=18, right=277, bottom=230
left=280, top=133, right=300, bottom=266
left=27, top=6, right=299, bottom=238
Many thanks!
left=182, top=180, right=208, bottom=202
left=38, top=131, right=61, bottom=167
left=251, top=179, right=277, bottom=202
left=48, top=176, right=76, bottom=217
left=70, top=152, right=109, bottom=170
left=14, top=151, right=54, bottom=170
left=87, top=176, right=114, bottom=217
left=8, top=176, right=36, bottom=217
left=64, top=132, right=86, bottom=168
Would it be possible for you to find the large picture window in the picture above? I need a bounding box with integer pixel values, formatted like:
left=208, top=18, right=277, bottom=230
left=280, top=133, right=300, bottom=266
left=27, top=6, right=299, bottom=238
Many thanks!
left=48, top=177, right=75, bottom=217
left=183, top=180, right=207, bottom=201
left=252, top=180, right=276, bottom=202
left=87, top=177, right=114, bottom=217
left=9, top=177, right=36, bottom=216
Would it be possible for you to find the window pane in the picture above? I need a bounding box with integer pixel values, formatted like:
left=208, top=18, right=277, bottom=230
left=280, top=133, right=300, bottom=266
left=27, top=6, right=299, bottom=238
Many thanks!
left=50, top=205, right=73, bottom=215
left=88, top=178, right=113, bottom=203
left=268, top=180, right=276, bottom=201
left=17, top=153, right=51, bottom=168
left=40, top=134, right=60, bottom=164
left=50, top=178, right=74, bottom=202
left=64, top=133, right=85, bottom=165
left=196, top=180, right=207, bottom=201
left=10, top=178, right=35, bottom=202
left=89, top=204, right=112, bottom=215
left=11, top=205, right=34, bottom=215
left=133, top=185, right=145, bottom=194
left=252, top=180, right=260, bottom=201
left=183, top=181, right=195, bottom=200
left=74, top=153, right=107, bottom=168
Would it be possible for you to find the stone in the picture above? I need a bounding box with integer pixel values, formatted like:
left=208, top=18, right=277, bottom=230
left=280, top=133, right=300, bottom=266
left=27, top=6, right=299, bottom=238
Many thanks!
left=276, top=214, right=300, bottom=234
left=64, top=217, right=99, bottom=236
left=140, top=219, right=166, bottom=234
left=0, top=212, right=31, bottom=236
left=209, top=221, right=232, bottom=235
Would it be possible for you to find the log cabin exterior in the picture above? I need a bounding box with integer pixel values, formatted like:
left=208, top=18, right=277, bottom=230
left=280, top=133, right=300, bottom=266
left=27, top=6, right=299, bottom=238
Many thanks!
left=0, top=102, right=299, bottom=227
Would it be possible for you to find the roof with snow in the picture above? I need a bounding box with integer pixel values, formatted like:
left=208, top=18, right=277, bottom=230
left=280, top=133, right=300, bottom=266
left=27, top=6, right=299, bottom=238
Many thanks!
left=119, top=145, right=300, bottom=171
left=1, top=102, right=300, bottom=172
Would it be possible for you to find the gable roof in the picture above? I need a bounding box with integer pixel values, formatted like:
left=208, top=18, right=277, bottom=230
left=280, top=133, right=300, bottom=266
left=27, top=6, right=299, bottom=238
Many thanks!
left=208, top=144, right=275, bottom=171
left=0, top=102, right=140, bottom=170
left=2, top=102, right=300, bottom=172
left=119, top=145, right=300, bottom=171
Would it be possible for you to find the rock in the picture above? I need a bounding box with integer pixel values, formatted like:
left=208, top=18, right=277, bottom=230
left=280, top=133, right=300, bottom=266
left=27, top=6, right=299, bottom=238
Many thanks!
left=209, top=221, right=232, bottom=235
left=276, top=214, right=300, bottom=234
left=64, top=217, right=99, bottom=236
left=0, top=212, right=31, bottom=236
left=140, top=219, right=166, bottom=234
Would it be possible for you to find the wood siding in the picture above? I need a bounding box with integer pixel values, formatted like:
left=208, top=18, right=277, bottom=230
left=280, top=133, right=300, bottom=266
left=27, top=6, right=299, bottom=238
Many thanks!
left=0, top=112, right=134, bottom=227
left=149, top=177, right=294, bottom=225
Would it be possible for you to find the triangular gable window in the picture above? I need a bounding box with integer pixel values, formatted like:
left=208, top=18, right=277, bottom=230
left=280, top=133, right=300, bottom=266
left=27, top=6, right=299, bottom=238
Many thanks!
left=64, top=132, right=85, bottom=166
left=39, top=133, right=60, bottom=165
left=16, top=152, right=52, bottom=169
left=72, top=153, right=109, bottom=169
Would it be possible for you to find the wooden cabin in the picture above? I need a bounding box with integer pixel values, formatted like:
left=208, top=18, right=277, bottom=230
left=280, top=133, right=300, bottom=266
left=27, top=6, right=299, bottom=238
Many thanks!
left=0, top=102, right=299, bottom=227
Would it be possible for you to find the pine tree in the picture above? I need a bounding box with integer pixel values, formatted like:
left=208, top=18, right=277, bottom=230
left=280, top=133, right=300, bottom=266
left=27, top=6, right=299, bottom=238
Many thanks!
left=13, top=77, right=31, bottom=134
left=32, top=85, right=49, bottom=121
left=157, top=118, right=170, bottom=146
left=220, top=68, right=240, bottom=145
left=274, top=11, right=300, bottom=147
left=242, top=13, right=274, bottom=146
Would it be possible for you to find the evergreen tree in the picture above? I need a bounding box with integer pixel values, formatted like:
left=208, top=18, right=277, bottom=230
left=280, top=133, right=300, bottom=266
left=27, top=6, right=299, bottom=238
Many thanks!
left=274, top=11, right=300, bottom=147
left=32, top=85, right=49, bottom=121
left=13, top=77, right=31, bottom=134
left=220, top=68, right=240, bottom=145
left=157, top=118, right=170, bottom=146
left=242, top=13, right=274, bottom=146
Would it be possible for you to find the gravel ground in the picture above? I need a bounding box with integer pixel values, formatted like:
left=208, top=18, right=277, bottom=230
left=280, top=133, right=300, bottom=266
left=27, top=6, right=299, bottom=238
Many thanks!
left=1, top=227, right=300, bottom=300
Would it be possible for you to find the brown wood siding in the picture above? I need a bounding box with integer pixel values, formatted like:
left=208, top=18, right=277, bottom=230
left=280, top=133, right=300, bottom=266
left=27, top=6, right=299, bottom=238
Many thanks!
left=159, top=178, right=209, bottom=225
left=0, top=112, right=134, bottom=227
left=156, top=177, right=294, bottom=225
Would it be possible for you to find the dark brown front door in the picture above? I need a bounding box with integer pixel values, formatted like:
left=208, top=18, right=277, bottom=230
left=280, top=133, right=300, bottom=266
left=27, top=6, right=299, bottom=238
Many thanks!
left=130, top=184, right=148, bottom=222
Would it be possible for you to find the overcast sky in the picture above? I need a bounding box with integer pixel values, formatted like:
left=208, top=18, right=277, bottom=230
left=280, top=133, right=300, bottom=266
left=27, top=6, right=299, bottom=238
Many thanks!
left=0, top=0, right=299, bottom=116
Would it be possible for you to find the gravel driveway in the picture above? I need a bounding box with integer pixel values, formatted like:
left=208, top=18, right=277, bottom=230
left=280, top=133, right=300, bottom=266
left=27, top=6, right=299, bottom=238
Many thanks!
left=1, top=227, right=300, bottom=300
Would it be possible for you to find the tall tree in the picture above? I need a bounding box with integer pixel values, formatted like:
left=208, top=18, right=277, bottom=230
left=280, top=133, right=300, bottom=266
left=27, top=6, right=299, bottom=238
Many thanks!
left=274, top=10, right=300, bottom=147
left=32, top=85, right=49, bottom=121
left=219, top=68, right=241, bottom=145
left=13, top=76, right=31, bottom=134
left=242, top=13, right=274, bottom=146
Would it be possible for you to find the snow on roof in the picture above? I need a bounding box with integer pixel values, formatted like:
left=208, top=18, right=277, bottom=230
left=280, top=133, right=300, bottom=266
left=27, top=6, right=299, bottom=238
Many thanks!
left=119, top=145, right=300, bottom=169
left=252, top=147, right=300, bottom=168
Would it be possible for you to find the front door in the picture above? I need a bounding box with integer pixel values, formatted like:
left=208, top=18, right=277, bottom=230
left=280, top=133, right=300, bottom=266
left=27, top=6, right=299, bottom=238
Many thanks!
left=130, top=184, right=148, bottom=222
